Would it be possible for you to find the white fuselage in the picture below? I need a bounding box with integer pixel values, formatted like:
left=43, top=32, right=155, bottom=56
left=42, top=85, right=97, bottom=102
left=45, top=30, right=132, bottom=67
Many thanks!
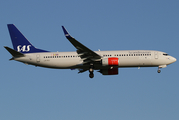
left=6, top=24, right=177, bottom=78
left=14, top=50, right=176, bottom=70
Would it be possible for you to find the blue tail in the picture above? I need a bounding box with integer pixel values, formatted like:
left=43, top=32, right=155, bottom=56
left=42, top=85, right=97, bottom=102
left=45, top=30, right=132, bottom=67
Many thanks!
left=7, top=24, right=49, bottom=53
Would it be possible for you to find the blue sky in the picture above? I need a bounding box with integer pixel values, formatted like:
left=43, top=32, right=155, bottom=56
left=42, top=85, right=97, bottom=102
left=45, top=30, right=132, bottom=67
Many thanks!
left=1, top=0, right=179, bottom=120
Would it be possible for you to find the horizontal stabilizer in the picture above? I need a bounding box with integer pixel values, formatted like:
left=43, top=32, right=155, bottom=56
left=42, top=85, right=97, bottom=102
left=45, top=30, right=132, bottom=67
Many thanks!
left=4, top=46, right=24, bottom=57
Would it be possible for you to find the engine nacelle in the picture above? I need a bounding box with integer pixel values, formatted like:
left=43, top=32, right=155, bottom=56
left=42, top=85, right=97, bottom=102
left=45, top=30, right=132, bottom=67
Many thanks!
left=100, top=68, right=118, bottom=75
left=102, top=57, right=119, bottom=66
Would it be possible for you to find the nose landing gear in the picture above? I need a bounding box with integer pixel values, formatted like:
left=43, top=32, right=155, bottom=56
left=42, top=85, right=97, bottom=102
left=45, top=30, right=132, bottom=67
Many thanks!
left=157, top=65, right=167, bottom=73
left=157, top=67, right=161, bottom=73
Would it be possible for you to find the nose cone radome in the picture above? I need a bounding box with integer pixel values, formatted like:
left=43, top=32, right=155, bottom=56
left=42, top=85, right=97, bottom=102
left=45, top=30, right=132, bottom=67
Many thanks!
left=171, top=57, right=177, bottom=63
left=173, top=57, right=177, bottom=62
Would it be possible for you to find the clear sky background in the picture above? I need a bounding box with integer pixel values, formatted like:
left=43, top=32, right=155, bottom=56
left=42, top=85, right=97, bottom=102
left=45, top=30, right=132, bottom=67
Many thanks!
left=1, top=0, right=179, bottom=120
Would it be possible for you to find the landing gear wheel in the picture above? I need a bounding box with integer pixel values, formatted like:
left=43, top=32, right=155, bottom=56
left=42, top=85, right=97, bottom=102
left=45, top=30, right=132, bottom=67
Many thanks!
left=157, top=69, right=161, bottom=73
left=89, top=73, right=94, bottom=78
left=89, top=64, right=94, bottom=78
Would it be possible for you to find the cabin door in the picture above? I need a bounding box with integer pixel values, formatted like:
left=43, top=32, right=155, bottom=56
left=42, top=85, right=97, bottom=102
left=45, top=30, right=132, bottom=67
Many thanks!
left=154, top=52, right=158, bottom=59
left=36, top=54, right=40, bottom=62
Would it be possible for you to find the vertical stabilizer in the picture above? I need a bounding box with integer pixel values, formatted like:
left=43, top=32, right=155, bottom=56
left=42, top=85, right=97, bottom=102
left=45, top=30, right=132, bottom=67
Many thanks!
left=7, top=24, right=48, bottom=53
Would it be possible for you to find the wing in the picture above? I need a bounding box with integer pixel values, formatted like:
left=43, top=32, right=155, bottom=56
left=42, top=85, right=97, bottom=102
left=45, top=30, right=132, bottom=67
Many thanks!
left=62, top=26, right=101, bottom=64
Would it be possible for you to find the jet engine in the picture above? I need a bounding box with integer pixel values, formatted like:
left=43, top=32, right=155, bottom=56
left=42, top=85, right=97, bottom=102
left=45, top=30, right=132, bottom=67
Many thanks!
left=102, top=57, right=119, bottom=66
left=99, top=68, right=118, bottom=75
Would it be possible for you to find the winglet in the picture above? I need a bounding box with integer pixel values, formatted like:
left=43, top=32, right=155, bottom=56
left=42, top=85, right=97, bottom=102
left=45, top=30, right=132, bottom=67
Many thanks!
left=62, top=26, right=73, bottom=39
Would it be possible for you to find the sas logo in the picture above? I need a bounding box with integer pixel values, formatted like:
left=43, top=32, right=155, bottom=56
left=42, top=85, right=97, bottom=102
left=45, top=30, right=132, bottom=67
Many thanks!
left=17, top=45, right=31, bottom=52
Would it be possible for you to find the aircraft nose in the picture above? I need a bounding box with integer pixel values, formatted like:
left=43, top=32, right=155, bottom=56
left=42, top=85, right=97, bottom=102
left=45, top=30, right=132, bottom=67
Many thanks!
left=174, top=57, right=177, bottom=62
left=172, top=57, right=177, bottom=63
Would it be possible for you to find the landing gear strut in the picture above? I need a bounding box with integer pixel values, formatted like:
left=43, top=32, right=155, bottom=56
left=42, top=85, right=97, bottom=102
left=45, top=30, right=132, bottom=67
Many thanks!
left=89, top=64, right=94, bottom=78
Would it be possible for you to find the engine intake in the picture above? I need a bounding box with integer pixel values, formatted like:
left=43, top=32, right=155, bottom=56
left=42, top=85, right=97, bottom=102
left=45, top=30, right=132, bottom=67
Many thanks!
left=102, top=57, right=119, bottom=66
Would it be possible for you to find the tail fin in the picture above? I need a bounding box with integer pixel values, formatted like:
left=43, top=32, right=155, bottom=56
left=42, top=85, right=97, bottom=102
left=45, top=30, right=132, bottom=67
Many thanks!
left=7, top=24, right=48, bottom=53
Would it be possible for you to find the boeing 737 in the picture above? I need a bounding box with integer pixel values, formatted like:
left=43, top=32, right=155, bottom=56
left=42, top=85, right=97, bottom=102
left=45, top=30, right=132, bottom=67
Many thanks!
left=4, top=24, right=176, bottom=78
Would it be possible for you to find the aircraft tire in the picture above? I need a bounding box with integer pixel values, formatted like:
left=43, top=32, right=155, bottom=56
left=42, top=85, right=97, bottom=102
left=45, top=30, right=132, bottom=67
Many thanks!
left=89, top=73, right=94, bottom=78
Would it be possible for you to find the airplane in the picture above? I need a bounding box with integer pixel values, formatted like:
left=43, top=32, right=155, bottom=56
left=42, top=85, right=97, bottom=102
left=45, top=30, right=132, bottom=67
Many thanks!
left=4, top=24, right=177, bottom=78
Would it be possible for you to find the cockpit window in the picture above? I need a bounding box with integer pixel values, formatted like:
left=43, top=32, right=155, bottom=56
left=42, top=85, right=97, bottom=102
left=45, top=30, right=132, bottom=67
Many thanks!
left=163, top=53, right=169, bottom=56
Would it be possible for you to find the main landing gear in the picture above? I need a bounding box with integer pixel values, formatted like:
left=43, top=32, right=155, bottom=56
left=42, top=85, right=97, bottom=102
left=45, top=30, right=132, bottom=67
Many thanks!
left=89, top=64, right=94, bottom=78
